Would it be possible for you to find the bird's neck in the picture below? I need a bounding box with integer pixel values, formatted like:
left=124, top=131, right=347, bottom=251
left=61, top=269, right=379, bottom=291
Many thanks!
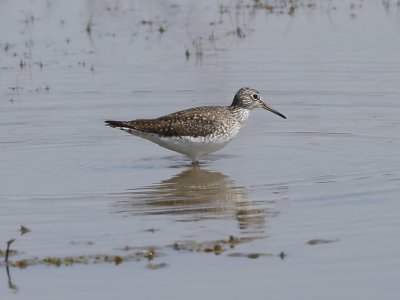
left=231, top=106, right=250, bottom=124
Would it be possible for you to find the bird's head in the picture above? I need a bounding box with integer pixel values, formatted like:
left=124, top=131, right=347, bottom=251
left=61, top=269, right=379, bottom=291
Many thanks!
left=231, top=87, right=286, bottom=119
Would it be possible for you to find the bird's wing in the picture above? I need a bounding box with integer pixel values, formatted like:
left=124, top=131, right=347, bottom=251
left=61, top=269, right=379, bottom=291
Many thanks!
left=110, top=106, right=226, bottom=137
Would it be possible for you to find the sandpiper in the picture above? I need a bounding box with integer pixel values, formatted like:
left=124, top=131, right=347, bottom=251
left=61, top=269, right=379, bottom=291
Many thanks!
left=105, top=87, right=286, bottom=163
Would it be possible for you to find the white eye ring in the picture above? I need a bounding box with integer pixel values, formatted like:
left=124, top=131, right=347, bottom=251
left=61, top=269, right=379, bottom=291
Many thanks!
left=252, top=94, right=259, bottom=100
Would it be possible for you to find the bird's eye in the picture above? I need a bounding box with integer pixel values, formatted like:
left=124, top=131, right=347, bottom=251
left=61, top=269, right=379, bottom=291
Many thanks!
left=252, top=94, right=259, bottom=100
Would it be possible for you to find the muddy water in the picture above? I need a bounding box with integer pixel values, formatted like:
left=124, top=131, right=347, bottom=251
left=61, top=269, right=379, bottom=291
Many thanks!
left=1, top=0, right=400, bottom=299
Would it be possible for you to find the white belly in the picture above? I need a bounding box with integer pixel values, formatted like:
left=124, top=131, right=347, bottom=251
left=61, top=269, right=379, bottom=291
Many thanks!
left=159, top=135, right=232, bottom=160
left=125, top=128, right=236, bottom=162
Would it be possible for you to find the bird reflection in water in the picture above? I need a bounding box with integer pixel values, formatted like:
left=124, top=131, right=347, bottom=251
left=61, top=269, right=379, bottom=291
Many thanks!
left=113, top=165, right=284, bottom=234
left=7, top=266, right=18, bottom=291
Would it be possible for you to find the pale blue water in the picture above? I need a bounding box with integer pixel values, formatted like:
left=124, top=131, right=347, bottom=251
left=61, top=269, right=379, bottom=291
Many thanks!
left=1, top=0, right=400, bottom=299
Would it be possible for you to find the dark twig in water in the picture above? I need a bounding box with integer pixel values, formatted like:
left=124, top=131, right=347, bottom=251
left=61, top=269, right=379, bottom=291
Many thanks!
left=5, top=239, right=15, bottom=264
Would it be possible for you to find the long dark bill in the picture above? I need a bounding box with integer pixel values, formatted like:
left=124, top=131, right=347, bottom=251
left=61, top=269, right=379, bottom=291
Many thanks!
left=261, top=102, right=286, bottom=119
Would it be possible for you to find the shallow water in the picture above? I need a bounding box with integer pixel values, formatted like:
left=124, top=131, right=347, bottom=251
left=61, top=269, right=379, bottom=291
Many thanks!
left=1, top=0, right=400, bottom=299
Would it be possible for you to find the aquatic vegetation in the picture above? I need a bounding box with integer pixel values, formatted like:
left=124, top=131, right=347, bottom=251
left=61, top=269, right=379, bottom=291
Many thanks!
left=0, top=234, right=278, bottom=270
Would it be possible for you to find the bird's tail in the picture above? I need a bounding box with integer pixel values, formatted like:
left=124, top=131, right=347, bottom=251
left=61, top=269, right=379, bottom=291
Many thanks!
left=105, top=120, right=127, bottom=128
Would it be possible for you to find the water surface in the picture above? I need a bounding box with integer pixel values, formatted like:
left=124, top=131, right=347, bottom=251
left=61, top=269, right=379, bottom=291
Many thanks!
left=1, top=0, right=400, bottom=299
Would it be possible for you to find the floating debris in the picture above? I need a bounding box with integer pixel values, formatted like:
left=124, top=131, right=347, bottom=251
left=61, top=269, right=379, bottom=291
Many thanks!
left=86, top=15, right=93, bottom=35
left=19, top=225, right=31, bottom=235
left=203, top=244, right=223, bottom=255
left=118, top=245, right=135, bottom=251
left=147, top=262, right=167, bottom=270
left=307, top=239, right=339, bottom=245
left=236, top=26, right=245, bottom=38
left=140, top=20, right=153, bottom=25
left=193, top=38, right=203, bottom=59
left=143, top=248, right=156, bottom=260
left=43, top=257, right=63, bottom=267
left=9, top=86, right=22, bottom=91
left=288, top=5, right=296, bottom=16
left=0, top=248, right=18, bottom=258
left=171, top=235, right=264, bottom=255
left=34, top=84, right=50, bottom=93
left=227, top=252, right=273, bottom=259
left=1, top=251, right=164, bottom=269
left=19, top=59, right=26, bottom=69
left=114, top=256, right=123, bottom=265
left=70, top=240, right=94, bottom=246
left=0, top=233, right=267, bottom=270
